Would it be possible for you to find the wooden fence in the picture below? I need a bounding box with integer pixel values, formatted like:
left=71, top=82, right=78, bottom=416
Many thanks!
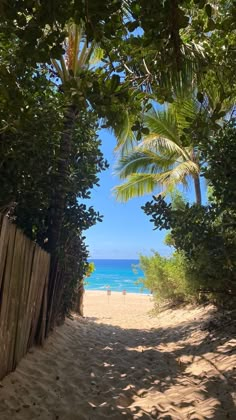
left=0, top=214, right=50, bottom=380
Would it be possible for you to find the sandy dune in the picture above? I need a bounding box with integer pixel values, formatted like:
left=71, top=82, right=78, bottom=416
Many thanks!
left=0, top=291, right=235, bottom=419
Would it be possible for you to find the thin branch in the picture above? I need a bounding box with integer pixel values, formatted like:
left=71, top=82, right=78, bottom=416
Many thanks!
left=142, top=58, right=151, bottom=75
left=123, top=62, right=134, bottom=74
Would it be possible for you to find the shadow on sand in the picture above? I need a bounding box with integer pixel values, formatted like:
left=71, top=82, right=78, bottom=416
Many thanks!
left=75, top=313, right=236, bottom=419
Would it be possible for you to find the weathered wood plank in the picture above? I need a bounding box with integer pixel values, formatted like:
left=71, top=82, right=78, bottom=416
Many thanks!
left=7, top=229, right=26, bottom=373
left=28, top=248, right=50, bottom=348
left=0, top=216, right=10, bottom=292
left=27, top=248, right=44, bottom=347
left=36, top=255, right=50, bottom=345
left=0, top=222, right=17, bottom=379
left=22, top=245, right=40, bottom=354
left=0, top=213, right=3, bottom=232
left=31, top=250, right=49, bottom=345
left=14, top=236, right=35, bottom=365
left=10, top=231, right=28, bottom=370
left=0, top=215, right=51, bottom=380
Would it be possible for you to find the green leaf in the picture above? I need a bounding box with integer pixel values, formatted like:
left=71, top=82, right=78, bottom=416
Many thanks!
left=126, top=21, right=139, bottom=32
left=137, top=131, right=142, bottom=141
left=214, top=103, right=221, bottom=113
left=197, top=92, right=204, bottom=103
left=146, top=103, right=152, bottom=111
left=110, top=74, right=120, bottom=92
left=195, top=0, right=206, bottom=8
left=185, top=117, right=193, bottom=123
left=142, top=127, right=150, bottom=135
left=205, top=4, right=212, bottom=18
left=178, top=13, right=189, bottom=29
left=206, top=19, right=216, bottom=31
left=50, top=45, right=64, bottom=59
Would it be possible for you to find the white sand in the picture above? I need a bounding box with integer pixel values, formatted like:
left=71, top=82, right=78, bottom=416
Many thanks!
left=0, top=291, right=235, bottom=419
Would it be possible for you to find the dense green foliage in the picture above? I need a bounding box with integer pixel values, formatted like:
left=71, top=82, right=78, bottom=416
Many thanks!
left=1, top=0, right=236, bottom=323
left=0, top=34, right=107, bottom=324
left=142, top=124, right=236, bottom=305
left=138, top=251, right=195, bottom=305
left=201, top=124, right=236, bottom=210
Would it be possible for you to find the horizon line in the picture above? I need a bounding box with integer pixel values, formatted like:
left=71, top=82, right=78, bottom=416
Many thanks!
left=87, top=258, right=140, bottom=260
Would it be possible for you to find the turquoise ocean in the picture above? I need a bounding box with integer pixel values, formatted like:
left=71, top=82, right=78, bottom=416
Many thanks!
left=85, top=259, right=149, bottom=294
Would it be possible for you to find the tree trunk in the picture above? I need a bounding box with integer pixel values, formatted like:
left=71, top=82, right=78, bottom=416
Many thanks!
left=193, top=175, right=202, bottom=205
left=46, top=104, right=77, bottom=334
left=74, top=282, right=85, bottom=317
left=47, top=104, right=77, bottom=253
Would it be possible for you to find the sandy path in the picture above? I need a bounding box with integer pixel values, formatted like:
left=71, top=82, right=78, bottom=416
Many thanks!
left=0, top=291, right=235, bottom=419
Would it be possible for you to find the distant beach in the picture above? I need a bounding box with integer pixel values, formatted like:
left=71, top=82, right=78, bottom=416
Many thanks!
left=86, top=259, right=150, bottom=294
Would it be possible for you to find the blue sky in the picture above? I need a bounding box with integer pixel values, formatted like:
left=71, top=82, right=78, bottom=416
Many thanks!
left=84, top=129, right=204, bottom=260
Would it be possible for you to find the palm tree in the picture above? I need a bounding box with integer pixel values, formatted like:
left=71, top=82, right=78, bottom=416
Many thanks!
left=47, top=23, right=102, bottom=253
left=46, top=23, right=102, bottom=331
left=114, top=95, right=205, bottom=205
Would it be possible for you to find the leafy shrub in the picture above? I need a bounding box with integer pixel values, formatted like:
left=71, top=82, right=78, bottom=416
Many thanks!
left=142, top=124, right=236, bottom=306
left=143, top=196, right=236, bottom=303
left=138, top=251, right=196, bottom=305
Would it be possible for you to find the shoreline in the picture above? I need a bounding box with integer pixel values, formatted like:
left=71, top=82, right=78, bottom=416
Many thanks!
left=84, top=289, right=151, bottom=296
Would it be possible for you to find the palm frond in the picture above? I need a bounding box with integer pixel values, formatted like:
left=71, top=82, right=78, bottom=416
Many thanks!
left=114, top=158, right=199, bottom=201
left=147, top=169, right=188, bottom=189
left=77, top=40, right=90, bottom=68
left=165, top=160, right=199, bottom=183
left=73, top=24, right=81, bottom=75
left=51, top=23, right=101, bottom=84
left=113, top=87, right=203, bottom=203
left=114, top=110, right=136, bottom=154
left=51, top=58, right=64, bottom=81
left=114, top=160, right=198, bottom=202
left=144, top=109, right=179, bottom=144
left=89, top=46, right=104, bottom=65
left=114, top=173, right=164, bottom=202
left=59, top=56, right=69, bottom=81
left=140, top=134, right=191, bottom=160
left=170, top=97, right=198, bottom=133
left=114, top=149, right=177, bottom=178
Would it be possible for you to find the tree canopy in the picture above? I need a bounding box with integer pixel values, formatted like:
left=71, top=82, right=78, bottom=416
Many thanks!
left=0, top=0, right=236, bottom=321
